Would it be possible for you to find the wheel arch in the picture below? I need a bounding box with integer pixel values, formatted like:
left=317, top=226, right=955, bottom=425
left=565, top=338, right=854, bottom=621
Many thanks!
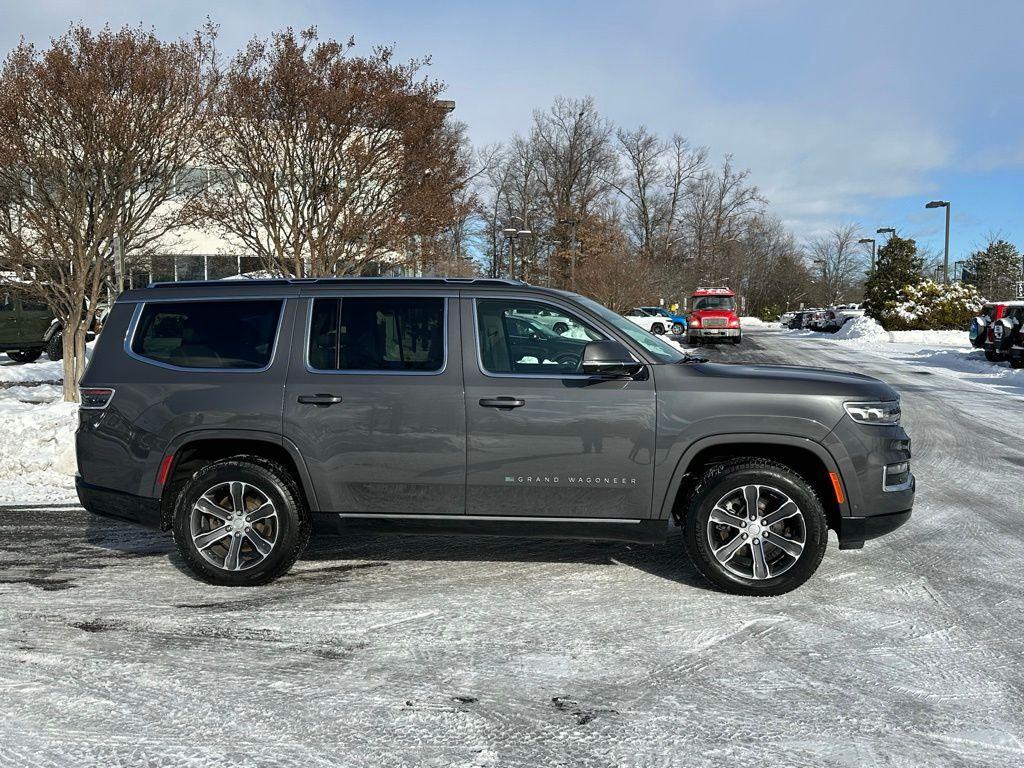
left=659, top=434, right=849, bottom=533
left=156, top=430, right=319, bottom=531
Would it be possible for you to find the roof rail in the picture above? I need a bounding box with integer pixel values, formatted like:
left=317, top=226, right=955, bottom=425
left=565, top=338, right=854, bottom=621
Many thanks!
left=146, top=276, right=530, bottom=289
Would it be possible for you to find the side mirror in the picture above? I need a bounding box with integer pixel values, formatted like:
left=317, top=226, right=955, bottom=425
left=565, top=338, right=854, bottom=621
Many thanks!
left=581, top=340, right=643, bottom=377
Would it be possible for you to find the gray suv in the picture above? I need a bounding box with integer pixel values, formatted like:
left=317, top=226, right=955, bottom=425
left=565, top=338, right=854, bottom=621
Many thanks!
left=76, top=278, right=914, bottom=595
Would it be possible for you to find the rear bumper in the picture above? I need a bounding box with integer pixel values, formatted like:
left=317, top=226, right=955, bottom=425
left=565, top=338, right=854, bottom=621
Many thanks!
left=76, top=476, right=161, bottom=529
left=837, top=508, right=912, bottom=550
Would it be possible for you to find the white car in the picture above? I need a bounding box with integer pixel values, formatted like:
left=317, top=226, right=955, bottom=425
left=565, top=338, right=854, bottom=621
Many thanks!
left=822, top=303, right=866, bottom=332
left=509, top=307, right=575, bottom=335
left=625, top=307, right=670, bottom=335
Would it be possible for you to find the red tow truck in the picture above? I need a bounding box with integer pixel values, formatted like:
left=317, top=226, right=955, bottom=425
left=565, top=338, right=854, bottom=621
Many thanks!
left=686, top=287, right=742, bottom=345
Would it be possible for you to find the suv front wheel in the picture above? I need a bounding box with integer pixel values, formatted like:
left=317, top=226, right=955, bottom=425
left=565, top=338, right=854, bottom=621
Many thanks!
left=172, top=457, right=311, bottom=586
left=683, top=459, right=828, bottom=596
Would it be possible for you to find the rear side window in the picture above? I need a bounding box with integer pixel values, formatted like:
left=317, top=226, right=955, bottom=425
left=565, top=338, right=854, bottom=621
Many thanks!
left=131, top=300, right=282, bottom=369
left=308, top=296, right=445, bottom=373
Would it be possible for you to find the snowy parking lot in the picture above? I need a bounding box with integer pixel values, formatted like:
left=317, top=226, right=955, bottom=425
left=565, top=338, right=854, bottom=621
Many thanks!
left=1, top=325, right=1023, bottom=767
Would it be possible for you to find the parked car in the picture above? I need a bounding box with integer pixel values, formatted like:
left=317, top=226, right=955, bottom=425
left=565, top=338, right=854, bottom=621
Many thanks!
left=687, top=287, right=742, bottom=344
left=639, top=306, right=687, bottom=335
left=509, top=306, right=575, bottom=335
left=987, top=301, right=1024, bottom=365
left=821, top=304, right=866, bottom=333
left=779, top=311, right=797, bottom=326
left=969, top=303, right=999, bottom=351
left=77, top=277, right=914, bottom=595
left=624, top=307, right=671, bottom=335
left=1, top=291, right=58, bottom=363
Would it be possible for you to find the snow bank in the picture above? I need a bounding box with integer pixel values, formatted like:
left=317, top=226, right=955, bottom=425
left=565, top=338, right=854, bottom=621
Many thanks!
left=740, top=316, right=764, bottom=326
left=0, top=356, right=63, bottom=383
left=833, top=315, right=892, bottom=343
left=0, top=397, right=78, bottom=503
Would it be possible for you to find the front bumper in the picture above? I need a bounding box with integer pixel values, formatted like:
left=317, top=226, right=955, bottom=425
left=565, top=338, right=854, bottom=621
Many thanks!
left=837, top=508, right=913, bottom=549
left=690, top=327, right=740, bottom=338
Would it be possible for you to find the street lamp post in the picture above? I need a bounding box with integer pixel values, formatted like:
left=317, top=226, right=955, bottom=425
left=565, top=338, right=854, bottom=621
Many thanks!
left=858, top=237, right=876, bottom=271
left=501, top=227, right=517, bottom=278
left=876, top=227, right=895, bottom=240
left=925, top=200, right=951, bottom=283
left=515, top=229, right=532, bottom=281
left=558, top=217, right=580, bottom=291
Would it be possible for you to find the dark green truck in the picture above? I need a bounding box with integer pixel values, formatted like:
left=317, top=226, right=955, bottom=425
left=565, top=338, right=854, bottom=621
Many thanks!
left=0, top=291, right=60, bottom=363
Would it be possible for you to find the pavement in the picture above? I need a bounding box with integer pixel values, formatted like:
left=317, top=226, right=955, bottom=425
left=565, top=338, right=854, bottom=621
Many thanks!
left=1, top=326, right=1022, bottom=767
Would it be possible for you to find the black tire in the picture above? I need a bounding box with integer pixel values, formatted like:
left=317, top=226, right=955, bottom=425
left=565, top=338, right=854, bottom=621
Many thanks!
left=984, top=350, right=1003, bottom=363
left=650, top=323, right=665, bottom=335
left=671, top=323, right=685, bottom=335
left=552, top=322, right=569, bottom=335
left=1011, top=356, right=1024, bottom=369
left=172, top=456, right=311, bottom=586
left=682, top=458, right=828, bottom=596
left=731, top=335, right=741, bottom=345
left=46, top=334, right=63, bottom=361
left=7, top=348, right=43, bottom=363
left=687, top=334, right=699, bottom=346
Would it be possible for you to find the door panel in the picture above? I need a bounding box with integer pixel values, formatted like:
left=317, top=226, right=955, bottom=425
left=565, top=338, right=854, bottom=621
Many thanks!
left=462, top=295, right=657, bottom=519
left=283, top=293, right=466, bottom=515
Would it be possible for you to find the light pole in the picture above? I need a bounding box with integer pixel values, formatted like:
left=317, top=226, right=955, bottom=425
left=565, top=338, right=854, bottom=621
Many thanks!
left=558, top=217, right=580, bottom=290
left=514, top=229, right=532, bottom=281
left=858, top=237, right=876, bottom=271
left=876, top=227, right=895, bottom=240
left=925, top=200, right=951, bottom=283
left=501, top=227, right=517, bottom=278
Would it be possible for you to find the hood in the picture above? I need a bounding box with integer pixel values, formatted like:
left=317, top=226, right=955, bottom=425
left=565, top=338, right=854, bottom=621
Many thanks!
left=671, top=361, right=898, bottom=400
left=692, top=308, right=738, bottom=318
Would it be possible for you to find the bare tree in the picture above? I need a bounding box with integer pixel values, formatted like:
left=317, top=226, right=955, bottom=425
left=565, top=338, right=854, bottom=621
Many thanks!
left=612, top=128, right=707, bottom=264
left=0, top=24, right=217, bottom=400
left=807, top=224, right=866, bottom=305
left=191, top=27, right=465, bottom=278
left=529, top=97, right=618, bottom=286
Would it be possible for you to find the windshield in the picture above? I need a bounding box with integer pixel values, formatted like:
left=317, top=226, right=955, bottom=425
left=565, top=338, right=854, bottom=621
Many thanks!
left=693, top=296, right=736, bottom=311
left=573, top=295, right=685, bottom=363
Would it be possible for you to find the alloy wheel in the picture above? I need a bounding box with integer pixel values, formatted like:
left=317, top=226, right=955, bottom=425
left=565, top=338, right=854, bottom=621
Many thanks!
left=190, top=481, right=279, bottom=572
left=706, top=484, right=806, bottom=580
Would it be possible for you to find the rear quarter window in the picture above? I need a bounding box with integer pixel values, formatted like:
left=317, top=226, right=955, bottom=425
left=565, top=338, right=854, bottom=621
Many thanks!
left=130, top=299, right=283, bottom=370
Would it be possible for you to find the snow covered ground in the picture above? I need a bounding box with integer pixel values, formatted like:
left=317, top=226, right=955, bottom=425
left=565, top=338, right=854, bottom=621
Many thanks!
left=782, top=315, right=1024, bottom=398
left=0, top=355, right=80, bottom=504
left=1, top=327, right=1022, bottom=767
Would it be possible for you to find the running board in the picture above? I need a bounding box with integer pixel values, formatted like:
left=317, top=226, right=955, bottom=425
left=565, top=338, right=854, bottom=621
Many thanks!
left=312, top=513, right=668, bottom=544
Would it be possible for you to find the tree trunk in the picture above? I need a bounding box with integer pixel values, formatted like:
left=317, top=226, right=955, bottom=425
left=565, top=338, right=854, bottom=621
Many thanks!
left=61, top=327, right=78, bottom=402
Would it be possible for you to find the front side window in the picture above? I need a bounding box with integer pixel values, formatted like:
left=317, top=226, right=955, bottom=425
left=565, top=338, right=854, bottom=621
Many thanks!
left=131, top=299, right=282, bottom=369
left=476, top=299, right=603, bottom=376
left=308, top=296, right=445, bottom=372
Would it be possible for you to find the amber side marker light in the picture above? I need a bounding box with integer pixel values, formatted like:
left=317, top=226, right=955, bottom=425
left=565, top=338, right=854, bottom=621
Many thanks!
left=828, top=472, right=845, bottom=504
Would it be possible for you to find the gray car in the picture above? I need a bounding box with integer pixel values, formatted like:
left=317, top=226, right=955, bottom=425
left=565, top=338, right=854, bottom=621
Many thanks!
left=76, top=278, right=914, bottom=595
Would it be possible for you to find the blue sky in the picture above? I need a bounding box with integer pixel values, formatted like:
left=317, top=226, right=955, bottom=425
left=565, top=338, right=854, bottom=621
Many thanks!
left=3, top=0, right=1023, bottom=261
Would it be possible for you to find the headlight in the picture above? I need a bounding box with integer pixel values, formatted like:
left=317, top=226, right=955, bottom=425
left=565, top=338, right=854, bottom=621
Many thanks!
left=844, top=401, right=901, bottom=425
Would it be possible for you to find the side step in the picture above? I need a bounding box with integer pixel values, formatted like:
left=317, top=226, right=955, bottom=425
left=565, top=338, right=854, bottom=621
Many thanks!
left=312, top=514, right=668, bottom=545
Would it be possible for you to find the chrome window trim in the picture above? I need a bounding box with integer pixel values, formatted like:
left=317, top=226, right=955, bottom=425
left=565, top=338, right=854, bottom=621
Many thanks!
left=471, top=295, right=639, bottom=380
left=123, top=297, right=286, bottom=373
left=302, top=295, right=449, bottom=377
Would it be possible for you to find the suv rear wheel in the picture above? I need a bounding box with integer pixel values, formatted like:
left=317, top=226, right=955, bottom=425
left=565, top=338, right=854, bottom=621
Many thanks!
left=683, top=459, right=828, bottom=596
left=172, top=457, right=311, bottom=586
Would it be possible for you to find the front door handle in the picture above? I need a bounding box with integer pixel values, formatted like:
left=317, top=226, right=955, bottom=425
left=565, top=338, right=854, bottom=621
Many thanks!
left=297, top=394, right=343, bottom=406
left=479, top=397, right=525, bottom=409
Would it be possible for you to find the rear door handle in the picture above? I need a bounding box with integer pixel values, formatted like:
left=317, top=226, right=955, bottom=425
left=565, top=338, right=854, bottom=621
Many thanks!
left=297, top=394, right=343, bottom=406
left=479, top=397, right=525, bottom=409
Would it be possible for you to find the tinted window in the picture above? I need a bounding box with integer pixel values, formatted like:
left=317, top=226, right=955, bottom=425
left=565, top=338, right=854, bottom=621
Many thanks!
left=131, top=300, right=282, bottom=369
left=476, top=299, right=603, bottom=375
left=308, top=296, right=445, bottom=372
left=693, top=296, right=736, bottom=311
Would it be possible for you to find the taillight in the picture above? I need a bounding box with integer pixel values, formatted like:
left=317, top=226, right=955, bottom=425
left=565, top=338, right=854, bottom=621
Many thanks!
left=79, top=387, right=114, bottom=409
